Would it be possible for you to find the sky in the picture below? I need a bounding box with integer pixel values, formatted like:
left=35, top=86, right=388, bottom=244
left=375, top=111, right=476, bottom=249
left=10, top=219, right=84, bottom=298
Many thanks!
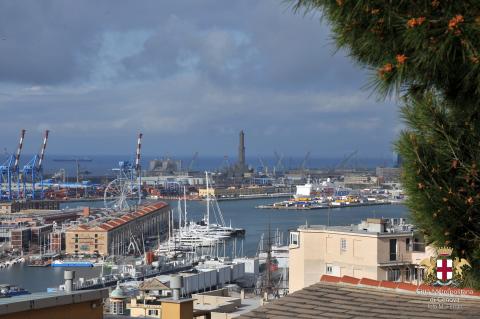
left=0, top=0, right=401, bottom=159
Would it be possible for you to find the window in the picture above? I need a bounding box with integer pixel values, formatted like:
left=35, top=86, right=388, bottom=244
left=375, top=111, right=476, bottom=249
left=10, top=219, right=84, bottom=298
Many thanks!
left=75, top=234, right=78, bottom=237
left=326, top=264, right=333, bottom=275
left=95, top=239, right=98, bottom=243
left=387, top=269, right=401, bottom=282
left=405, top=267, right=411, bottom=281
left=95, top=245, right=98, bottom=249
left=75, top=244, right=78, bottom=249
left=110, top=301, right=124, bottom=315
left=340, top=238, right=347, bottom=253
left=148, top=309, right=158, bottom=316
left=389, top=239, right=397, bottom=261
left=290, top=232, right=299, bottom=247
left=95, top=234, right=98, bottom=238
left=406, top=238, right=411, bottom=252
left=75, top=238, right=78, bottom=243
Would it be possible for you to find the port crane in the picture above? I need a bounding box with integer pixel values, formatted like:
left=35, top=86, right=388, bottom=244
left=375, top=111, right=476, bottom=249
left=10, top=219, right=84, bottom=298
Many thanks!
left=258, top=157, right=268, bottom=175
left=187, top=151, right=198, bottom=172
left=52, top=158, right=93, bottom=183
left=22, top=130, right=49, bottom=200
left=0, top=129, right=26, bottom=201
left=273, top=151, right=285, bottom=175
left=335, top=150, right=358, bottom=172
left=300, top=151, right=311, bottom=173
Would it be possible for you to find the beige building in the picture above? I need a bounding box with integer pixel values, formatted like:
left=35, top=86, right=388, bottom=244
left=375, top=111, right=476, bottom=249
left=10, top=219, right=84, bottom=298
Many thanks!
left=289, top=218, right=431, bottom=293
left=127, top=278, right=170, bottom=318
left=65, top=202, right=169, bottom=256
left=198, top=186, right=292, bottom=198
left=344, top=174, right=378, bottom=187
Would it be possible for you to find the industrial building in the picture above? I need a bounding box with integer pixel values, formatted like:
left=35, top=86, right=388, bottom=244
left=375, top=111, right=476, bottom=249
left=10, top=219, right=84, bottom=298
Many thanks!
left=147, top=158, right=183, bottom=176
left=65, top=202, right=170, bottom=256
left=376, top=166, right=402, bottom=183
left=343, top=173, right=378, bottom=188
left=0, top=200, right=60, bottom=214
left=198, top=185, right=293, bottom=199
left=10, top=224, right=52, bottom=252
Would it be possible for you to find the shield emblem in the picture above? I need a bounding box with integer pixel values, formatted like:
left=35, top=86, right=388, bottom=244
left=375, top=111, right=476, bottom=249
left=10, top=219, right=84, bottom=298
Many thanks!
left=436, top=258, right=453, bottom=282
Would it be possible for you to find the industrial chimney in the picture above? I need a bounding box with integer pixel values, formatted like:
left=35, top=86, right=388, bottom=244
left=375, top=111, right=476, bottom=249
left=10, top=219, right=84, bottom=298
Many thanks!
left=64, top=270, right=75, bottom=293
left=162, top=274, right=192, bottom=319
left=170, top=274, right=183, bottom=300
left=238, top=130, right=245, bottom=168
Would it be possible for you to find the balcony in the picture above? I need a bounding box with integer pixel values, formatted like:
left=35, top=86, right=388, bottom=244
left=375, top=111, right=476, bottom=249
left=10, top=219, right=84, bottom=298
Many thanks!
left=410, top=243, right=425, bottom=252
left=379, top=253, right=414, bottom=266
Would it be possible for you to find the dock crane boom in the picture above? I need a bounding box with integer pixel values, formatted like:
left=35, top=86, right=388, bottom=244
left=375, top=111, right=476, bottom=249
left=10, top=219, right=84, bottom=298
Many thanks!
left=188, top=152, right=198, bottom=172
left=38, top=130, right=49, bottom=170
left=274, top=151, right=285, bottom=174
left=13, top=129, right=26, bottom=173
left=258, top=157, right=267, bottom=174
left=135, top=133, right=143, bottom=173
left=135, top=133, right=143, bottom=203
left=301, top=151, right=311, bottom=171
left=22, top=130, right=49, bottom=200
left=335, top=150, right=358, bottom=172
left=0, top=129, right=26, bottom=200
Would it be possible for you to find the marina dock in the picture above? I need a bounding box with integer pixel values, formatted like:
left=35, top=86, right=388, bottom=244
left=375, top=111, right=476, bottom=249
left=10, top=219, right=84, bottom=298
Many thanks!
left=256, top=201, right=392, bottom=210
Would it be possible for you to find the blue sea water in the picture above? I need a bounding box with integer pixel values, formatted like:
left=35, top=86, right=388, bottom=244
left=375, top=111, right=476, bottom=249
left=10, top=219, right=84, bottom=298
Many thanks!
left=0, top=199, right=409, bottom=292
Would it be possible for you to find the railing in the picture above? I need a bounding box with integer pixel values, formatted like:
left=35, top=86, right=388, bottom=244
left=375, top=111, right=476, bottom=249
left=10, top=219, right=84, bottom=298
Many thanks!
left=409, top=243, right=425, bottom=252
left=380, top=253, right=410, bottom=265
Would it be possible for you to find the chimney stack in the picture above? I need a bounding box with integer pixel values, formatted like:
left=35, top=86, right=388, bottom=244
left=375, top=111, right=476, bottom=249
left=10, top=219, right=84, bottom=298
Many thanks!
left=64, top=270, right=75, bottom=293
left=238, top=130, right=245, bottom=168
left=170, top=275, right=183, bottom=300
left=162, top=274, right=193, bottom=319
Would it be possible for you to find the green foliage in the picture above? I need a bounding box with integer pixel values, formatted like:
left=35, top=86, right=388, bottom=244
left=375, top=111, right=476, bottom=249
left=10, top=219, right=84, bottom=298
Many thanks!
left=293, top=0, right=480, bottom=98
left=292, top=0, right=480, bottom=286
left=397, top=93, right=480, bottom=263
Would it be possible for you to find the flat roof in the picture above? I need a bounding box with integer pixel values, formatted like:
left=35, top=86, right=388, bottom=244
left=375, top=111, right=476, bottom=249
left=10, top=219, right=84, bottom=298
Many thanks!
left=0, top=289, right=108, bottom=315
left=297, top=224, right=414, bottom=236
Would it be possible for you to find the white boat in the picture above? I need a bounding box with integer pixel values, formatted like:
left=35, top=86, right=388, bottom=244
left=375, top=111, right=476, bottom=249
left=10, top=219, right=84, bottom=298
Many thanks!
left=157, top=172, right=244, bottom=255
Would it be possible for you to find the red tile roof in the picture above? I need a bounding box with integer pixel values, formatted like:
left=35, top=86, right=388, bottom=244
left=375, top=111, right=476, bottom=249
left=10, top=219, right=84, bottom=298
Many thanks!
left=68, top=202, right=168, bottom=232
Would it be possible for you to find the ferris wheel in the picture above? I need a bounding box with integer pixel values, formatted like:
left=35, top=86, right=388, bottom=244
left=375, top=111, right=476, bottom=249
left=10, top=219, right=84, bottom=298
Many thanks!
left=104, top=133, right=143, bottom=211
left=103, top=177, right=140, bottom=211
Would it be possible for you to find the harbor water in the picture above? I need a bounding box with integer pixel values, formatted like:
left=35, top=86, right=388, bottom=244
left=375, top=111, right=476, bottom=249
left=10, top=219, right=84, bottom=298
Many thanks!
left=0, top=198, right=408, bottom=292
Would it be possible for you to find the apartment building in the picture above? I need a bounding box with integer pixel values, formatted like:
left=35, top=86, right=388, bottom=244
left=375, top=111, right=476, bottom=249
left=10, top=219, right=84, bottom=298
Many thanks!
left=289, top=218, right=431, bottom=292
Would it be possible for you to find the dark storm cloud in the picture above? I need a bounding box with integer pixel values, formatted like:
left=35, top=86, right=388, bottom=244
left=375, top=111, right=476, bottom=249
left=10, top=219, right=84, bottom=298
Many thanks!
left=0, top=0, right=400, bottom=158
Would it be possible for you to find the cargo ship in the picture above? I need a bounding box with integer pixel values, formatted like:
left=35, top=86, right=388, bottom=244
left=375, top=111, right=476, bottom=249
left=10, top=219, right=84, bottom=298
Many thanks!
left=51, top=260, right=94, bottom=268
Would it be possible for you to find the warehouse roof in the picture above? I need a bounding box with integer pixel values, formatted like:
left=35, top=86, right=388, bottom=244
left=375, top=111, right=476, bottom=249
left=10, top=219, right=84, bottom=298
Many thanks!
left=67, top=202, right=168, bottom=232
left=237, top=275, right=480, bottom=319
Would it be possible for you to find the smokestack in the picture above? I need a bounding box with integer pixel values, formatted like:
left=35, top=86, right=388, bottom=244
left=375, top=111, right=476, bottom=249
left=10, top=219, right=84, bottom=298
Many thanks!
left=238, top=130, right=245, bottom=167
left=170, top=275, right=183, bottom=300
left=64, top=270, right=75, bottom=293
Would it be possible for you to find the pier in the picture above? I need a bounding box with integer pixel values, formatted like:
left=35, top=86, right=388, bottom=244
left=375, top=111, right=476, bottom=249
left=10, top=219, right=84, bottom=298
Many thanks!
left=256, top=201, right=392, bottom=210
